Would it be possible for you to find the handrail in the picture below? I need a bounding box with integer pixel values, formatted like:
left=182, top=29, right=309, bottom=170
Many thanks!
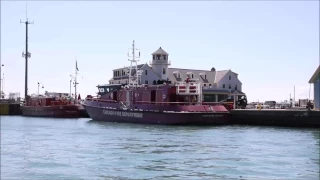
left=85, top=98, right=224, bottom=105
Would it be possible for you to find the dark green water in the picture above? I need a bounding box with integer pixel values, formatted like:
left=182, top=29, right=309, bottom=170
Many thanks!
left=1, top=116, right=319, bottom=180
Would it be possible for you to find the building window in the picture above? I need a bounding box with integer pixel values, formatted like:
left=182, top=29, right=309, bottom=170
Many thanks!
left=163, top=55, right=167, bottom=60
left=157, top=55, right=161, bottom=60
left=191, top=74, right=194, bottom=78
left=153, top=55, right=155, bottom=60
left=204, top=75, right=207, bottom=79
left=126, top=80, right=128, bottom=84
left=223, top=84, right=225, bottom=88
left=204, top=84, right=207, bottom=86
left=235, top=85, right=237, bottom=90
left=145, top=80, right=148, bottom=84
left=145, top=70, right=148, bottom=75
left=229, top=75, right=231, bottom=80
left=209, top=84, right=211, bottom=87
left=163, top=68, right=166, bottom=74
left=178, top=73, right=181, bottom=78
left=229, top=84, right=231, bottom=89
left=118, top=81, right=120, bottom=84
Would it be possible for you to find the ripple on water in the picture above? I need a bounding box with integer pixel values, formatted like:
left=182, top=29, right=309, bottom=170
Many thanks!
left=1, top=116, right=319, bottom=180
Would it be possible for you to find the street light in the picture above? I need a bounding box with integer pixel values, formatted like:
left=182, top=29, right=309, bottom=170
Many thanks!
left=37, top=82, right=44, bottom=95
left=0, top=64, right=4, bottom=99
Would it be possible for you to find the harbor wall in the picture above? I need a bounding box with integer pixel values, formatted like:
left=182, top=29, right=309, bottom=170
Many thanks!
left=230, top=109, right=320, bottom=128
left=0, top=103, right=22, bottom=115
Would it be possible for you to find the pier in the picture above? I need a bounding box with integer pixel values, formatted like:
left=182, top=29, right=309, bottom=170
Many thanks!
left=230, top=109, right=320, bottom=128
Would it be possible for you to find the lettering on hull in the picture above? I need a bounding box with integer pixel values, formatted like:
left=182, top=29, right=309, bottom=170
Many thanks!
left=102, top=110, right=143, bottom=118
left=202, top=114, right=224, bottom=118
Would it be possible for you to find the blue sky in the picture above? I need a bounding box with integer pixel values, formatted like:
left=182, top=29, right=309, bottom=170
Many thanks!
left=1, top=1, right=319, bottom=102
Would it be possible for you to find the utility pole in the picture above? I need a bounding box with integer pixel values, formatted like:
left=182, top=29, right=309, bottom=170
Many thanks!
left=20, top=5, right=34, bottom=102
left=0, top=64, right=3, bottom=99
left=293, top=85, right=295, bottom=107
left=70, top=60, right=79, bottom=104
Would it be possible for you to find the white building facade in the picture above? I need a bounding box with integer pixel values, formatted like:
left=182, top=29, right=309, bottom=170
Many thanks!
left=109, top=47, right=245, bottom=102
left=309, top=65, right=320, bottom=110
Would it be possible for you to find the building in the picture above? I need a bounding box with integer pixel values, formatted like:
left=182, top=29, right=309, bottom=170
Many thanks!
left=309, top=65, right=320, bottom=110
left=109, top=47, right=245, bottom=102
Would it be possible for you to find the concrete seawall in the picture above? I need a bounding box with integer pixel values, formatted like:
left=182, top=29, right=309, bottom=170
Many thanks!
left=0, top=103, right=22, bottom=115
left=230, top=109, right=320, bottom=128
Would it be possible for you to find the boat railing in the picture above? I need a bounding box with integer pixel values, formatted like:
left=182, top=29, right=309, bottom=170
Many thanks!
left=134, top=101, right=223, bottom=106
left=85, top=98, right=223, bottom=106
left=175, top=81, right=202, bottom=95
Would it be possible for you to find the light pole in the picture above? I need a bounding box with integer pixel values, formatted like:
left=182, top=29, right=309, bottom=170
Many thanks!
left=70, top=79, right=72, bottom=97
left=37, top=82, right=44, bottom=95
left=0, top=64, right=3, bottom=99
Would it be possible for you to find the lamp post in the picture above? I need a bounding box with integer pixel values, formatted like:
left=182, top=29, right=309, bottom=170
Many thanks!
left=70, top=79, right=72, bottom=97
left=37, top=82, right=44, bottom=95
left=0, top=64, right=3, bottom=99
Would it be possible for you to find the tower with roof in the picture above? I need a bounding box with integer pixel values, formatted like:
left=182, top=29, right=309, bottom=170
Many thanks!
left=149, top=47, right=171, bottom=81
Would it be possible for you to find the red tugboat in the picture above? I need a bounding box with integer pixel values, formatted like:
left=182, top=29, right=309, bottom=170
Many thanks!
left=21, top=92, right=81, bottom=118
left=82, top=41, right=230, bottom=125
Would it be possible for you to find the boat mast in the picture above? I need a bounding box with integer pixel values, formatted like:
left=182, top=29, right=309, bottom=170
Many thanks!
left=20, top=3, right=33, bottom=102
left=127, top=40, right=141, bottom=88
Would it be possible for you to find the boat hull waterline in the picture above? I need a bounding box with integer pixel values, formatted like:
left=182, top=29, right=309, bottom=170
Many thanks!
left=21, top=105, right=81, bottom=118
left=83, top=104, right=229, bottom=125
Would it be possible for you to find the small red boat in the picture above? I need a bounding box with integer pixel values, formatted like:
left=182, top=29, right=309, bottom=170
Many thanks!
left=21, top=92, right=81, bottom=118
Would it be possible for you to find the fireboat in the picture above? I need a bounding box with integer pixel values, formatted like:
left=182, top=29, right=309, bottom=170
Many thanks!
left=82, top=41, right=230, bottom=125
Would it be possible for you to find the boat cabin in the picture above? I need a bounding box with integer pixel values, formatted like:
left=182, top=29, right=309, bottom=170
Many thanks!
left=96, top=81, right=203, bottom=105
left=25, top=94, right=75, bottom=107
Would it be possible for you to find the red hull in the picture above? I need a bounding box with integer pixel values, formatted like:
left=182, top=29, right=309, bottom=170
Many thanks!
left=83, top=103, right=230, bottom=125
left=21, top=105, right=81, bottom=118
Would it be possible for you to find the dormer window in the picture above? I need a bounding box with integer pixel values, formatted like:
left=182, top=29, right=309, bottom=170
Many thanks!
left=191, top=74, right=194, bottom=78
left=163, top=55, right=167, bottom=60
left=205, top=75, right=207, bottom=79
left=156, top=55, right=161, bottom=60
left=153, top=55, right=155, bottom=60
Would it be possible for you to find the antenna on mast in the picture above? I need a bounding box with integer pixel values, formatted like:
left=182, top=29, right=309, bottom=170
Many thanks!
left=20, top=2, right=34, bottom=102
left=127, top=40, right=142, bottom=88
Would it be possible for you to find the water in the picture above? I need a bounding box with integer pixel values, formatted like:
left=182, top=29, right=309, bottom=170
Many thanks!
left=1, top=116, right=319, bottom=180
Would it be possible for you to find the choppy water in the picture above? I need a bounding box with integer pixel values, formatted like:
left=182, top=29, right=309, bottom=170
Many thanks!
left=1, top=116, right=319, bottom=180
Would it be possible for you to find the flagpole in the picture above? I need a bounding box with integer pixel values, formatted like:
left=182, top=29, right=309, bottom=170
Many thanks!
left=75, top=59, right=78, bottom=104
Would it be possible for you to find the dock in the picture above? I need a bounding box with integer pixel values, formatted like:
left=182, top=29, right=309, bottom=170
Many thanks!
left=230, top=109, right=320, bottom=128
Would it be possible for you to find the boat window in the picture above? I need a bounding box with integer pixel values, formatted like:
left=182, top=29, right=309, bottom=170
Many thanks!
left=98, top=88, right=104, bottom=93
